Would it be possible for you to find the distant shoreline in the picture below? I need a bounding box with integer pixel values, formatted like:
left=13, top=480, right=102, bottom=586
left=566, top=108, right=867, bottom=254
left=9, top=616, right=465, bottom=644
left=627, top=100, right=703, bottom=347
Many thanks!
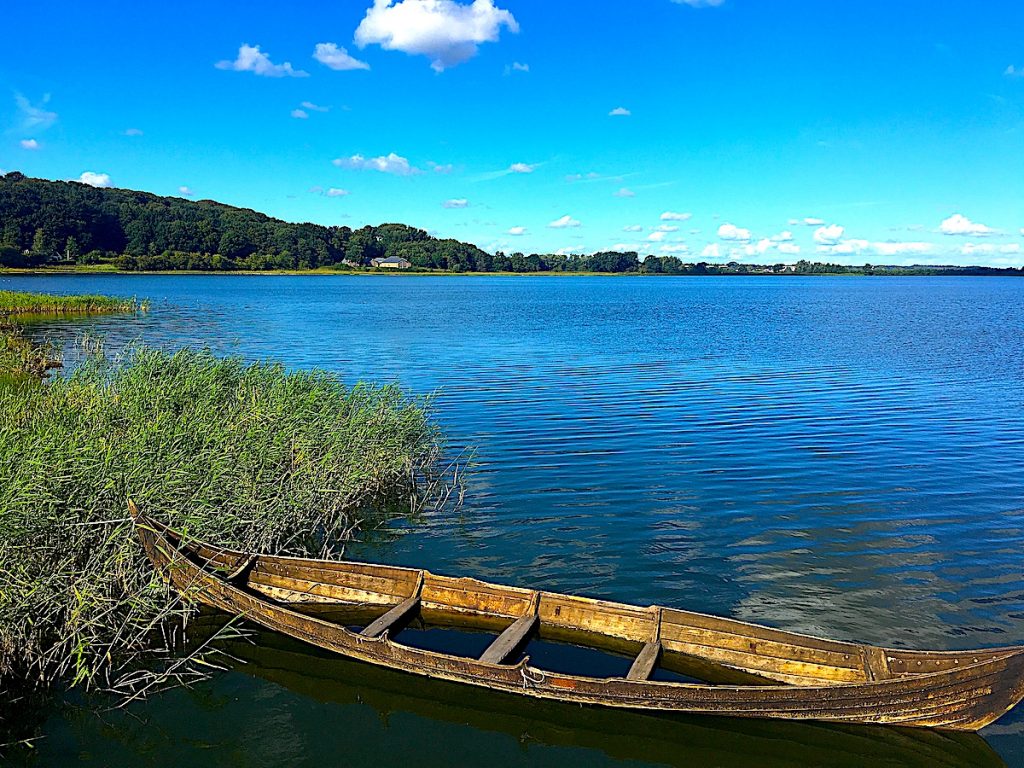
left=1, top=266, right=1022, bottom=278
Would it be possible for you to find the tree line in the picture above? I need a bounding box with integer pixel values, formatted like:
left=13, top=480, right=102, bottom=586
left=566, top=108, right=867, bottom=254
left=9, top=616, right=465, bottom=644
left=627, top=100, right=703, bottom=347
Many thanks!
left=1, top=173, right=1021, bottom=276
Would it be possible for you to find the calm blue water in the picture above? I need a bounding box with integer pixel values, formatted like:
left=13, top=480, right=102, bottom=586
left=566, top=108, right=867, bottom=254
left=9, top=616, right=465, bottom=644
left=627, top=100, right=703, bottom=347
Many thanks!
left=6, top=274, right=1024, bottom=766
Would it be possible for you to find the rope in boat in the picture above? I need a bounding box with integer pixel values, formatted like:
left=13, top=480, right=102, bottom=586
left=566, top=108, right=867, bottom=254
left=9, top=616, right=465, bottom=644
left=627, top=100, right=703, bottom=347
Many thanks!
left=521, top=667, right=546, bottom=688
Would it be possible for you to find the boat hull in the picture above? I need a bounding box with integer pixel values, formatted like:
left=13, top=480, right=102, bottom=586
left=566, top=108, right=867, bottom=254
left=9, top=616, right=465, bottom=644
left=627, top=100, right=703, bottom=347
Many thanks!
left=133, top=514, right=1024, bottom=731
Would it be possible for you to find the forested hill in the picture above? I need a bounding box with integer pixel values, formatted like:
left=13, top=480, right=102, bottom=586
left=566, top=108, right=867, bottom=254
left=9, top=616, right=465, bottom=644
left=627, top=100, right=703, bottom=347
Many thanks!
left=0, top=172, right=495, bottom=271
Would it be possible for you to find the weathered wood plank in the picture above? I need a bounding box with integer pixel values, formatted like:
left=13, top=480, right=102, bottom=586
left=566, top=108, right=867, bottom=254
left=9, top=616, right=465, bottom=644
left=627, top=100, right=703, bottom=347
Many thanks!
left=627, top=640, right=662, bottom=681
left=360, top=593, right=421, bottom=638
left=480, top=614, right=538, bottom=665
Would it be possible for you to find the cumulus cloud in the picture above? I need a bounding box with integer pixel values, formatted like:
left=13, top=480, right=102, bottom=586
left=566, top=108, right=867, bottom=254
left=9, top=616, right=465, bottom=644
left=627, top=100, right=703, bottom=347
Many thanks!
left=609, top=107, right=631, bottom=116
left=333, top=152, right=419, bottom=175
left=505, top=61, right=529, bottom=74
left=961, top=243, right=1021, bottom=257
left=509, top=162, right=535, bottom=173
left=701, top=244, right=721, bottom=258
left=313, top=42, right=370, bottom=71
left=793, top=217, right=824, bottom=226
left=178, top=186, right=194, bottom=197
left=15, top=94, right=57, bottom=133
left=1005, top=65, right=1023, bottom=78
left=216, top=44, right=308, bottom=77
left=718, top=223, right=751, bottom=242
left=647, top=231, right=668, bottom=242
left=442, top=198, right=468, bottom=208
left=813, top=224, right=845, bottom=245
left=870, top=241, right=933, bottom=257
left=291, top=109, right=309, bottom=119
left=508, top=226, right=527, bottom=236
left=19, top=139, right=39, bottom=150
left=613, top=187, right=635, bottom=198
left=654, top=224, right=679, bottom=232
left=354, top=0, right=519, bottom=72
left=78, top=171, right=112, bottom=188
left=623, top=224, right=643, bottom=232
left=777, top=243, right=801, bottom=256
left=660, top=244, right=690, bottom=254
left=940, top=213, right=995, bottom=237
left=661, top=211, right=692, bottom=221
left=771, top=231, right=794, bottom=242
left=326, top=188, right=350, bottom=197
left=549, top=214, right=580, bottom=229
left=672, top=0, right=725, bottom=6
left=124, top=128, right=144, bottom=137
left=302, top=101, right=329, bottom=112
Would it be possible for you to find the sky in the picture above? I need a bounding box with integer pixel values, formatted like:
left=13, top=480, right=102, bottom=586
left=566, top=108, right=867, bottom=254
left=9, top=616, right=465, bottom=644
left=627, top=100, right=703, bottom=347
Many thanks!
left=3, top=0, right=1024, bottom=266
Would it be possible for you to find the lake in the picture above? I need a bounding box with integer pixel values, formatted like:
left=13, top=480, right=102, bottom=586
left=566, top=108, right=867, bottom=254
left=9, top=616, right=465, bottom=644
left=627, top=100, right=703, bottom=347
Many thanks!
left=5, top=274, right=1024, bottom=766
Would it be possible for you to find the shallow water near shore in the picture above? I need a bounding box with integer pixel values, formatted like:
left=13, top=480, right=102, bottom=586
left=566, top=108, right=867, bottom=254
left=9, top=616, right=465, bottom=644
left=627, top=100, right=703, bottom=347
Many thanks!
left=4, top=274, right=1024, bottom=765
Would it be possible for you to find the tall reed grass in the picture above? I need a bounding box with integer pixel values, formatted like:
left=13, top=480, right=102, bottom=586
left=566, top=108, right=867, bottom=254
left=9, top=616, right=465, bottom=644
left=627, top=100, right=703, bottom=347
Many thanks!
left=0, top=345, right=445, bottom=697
left=0, top=290, right=143, bottom=316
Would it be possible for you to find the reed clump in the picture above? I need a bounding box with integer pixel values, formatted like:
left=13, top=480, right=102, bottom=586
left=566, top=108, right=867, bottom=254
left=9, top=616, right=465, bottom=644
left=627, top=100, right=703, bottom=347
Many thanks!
left=0, top=345, right=444, bottom=695
left=0, top=290, right=144, bottom=316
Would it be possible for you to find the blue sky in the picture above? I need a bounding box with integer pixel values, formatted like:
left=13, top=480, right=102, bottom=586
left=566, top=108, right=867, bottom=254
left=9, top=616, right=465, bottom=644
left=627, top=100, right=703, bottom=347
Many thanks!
left=3, top=0, right=1024, bottom=265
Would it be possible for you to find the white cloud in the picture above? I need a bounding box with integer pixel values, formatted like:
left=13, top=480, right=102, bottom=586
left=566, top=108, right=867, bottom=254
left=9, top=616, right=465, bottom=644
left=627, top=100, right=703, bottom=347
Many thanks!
left=870, top=241, right=931, bottom=257
left=940, top=213, right=995, bottom=237
left=623, top=224, right=643, bottom=233
left=333, top=152, right=419, bottom=175
left=566, top=172, right=601, bottom=182
left=672, top=0, right=725, bottom=6
left=313, top=42, right=370, bottom=71
left=291, top=109, right=309, bottom=119
left=801, top=217, right=824, bottom=226
left=354, top=0, right=519, bottom=72
left=817, top=239, right=869, bottom=256
left=701, top=244, right=721, bottom=258
left=609, top=107, right=631, bottom=116
left=654, top=224, right=679, bottom=232
left=777, top=243, right=801, bottom=256
left=660, top=244, right=690, bottom=253
left=813, top=223, right=845, bottom=245
left=556, top=247, right=582, bottom=256
left=509, top=162, right=535, bottom=173
left=429, top=162, right=454, bottom=174
left=771, top=230, right=794, bottom=242
left=960, top=243, right=1021, bottom=257
left=613, top=187, right=635, bottom=198
left=508, top=226, right=527, bottom=236
left=216, top=44, right=308, bottom=77
left=611, top=243, right=639, bottom=252
left=178, top=186, right=194, bottom=197
left=301, top=101, right=329, bottom=112
left=78, top=171, right=112, bottom=188
left=326, top=187, right=350, bottom=197
left=442, top=198, right=468, bottom=208
left=661, top=211, right=692, bottom=221
left=718, top=223, right=751, bottom=242
left=647, top=231, right=668, bottom=242
left=124, top=128, right=143, bottom=137
left=19, top=139, right=39, bottom=150
left=1005, top=65, right=1023, bottom=78
left=15, top=94, right=57, bottom=133
left=505, top=61, right=529, bottom=74
left=549, top=214, right=581, bottom=229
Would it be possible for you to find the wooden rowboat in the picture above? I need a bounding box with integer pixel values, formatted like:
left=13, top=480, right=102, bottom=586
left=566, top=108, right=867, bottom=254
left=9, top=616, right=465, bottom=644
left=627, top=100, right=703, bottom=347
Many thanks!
left=130, top=505, right=1024, bottom=731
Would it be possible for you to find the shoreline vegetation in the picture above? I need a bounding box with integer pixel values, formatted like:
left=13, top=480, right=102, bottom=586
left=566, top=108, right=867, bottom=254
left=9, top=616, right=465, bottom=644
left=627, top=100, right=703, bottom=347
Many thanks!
left=0, top=291, right=450, bottom=737
left=2, top=173, right=1022, bottom=278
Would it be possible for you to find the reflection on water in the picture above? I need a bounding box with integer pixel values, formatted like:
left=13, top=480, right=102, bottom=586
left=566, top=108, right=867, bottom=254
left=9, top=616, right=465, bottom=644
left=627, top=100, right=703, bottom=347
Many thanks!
left=12, top=626, right=1006, bottom=768
left=4, top=274, right=1024, bottom=764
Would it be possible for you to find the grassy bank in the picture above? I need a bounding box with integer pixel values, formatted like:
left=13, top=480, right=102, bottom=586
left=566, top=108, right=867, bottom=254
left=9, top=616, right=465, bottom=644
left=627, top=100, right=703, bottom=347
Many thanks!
left=0, top=320, right=445, bottom=702
left=0, top=289, right=143, bottom=315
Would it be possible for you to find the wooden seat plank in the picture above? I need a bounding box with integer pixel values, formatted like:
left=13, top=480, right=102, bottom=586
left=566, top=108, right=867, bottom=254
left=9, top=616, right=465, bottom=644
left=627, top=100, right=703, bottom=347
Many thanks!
left=360, top=593, right=421, bottom=639
left=480, top=614, right=538, bottom=665
left=627, top=640, right=662, bottom=681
